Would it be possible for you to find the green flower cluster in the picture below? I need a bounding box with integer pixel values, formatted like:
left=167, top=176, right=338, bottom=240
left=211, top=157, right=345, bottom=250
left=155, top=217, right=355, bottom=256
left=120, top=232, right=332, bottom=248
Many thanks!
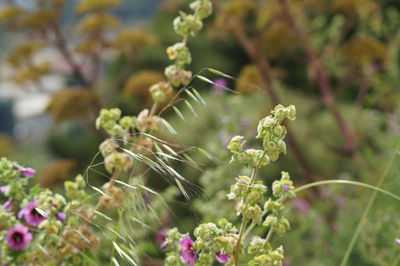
left=163, top=0, right=212, bottom=89
left=162, top=104, right=297, bottom=265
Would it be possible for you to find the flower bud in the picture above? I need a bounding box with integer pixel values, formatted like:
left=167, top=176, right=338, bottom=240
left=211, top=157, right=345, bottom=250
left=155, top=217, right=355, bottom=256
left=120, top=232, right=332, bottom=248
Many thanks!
left=244, top=205, right=262, bottom=224
left=263, top=215, right=277, bottom=227
left=119, top=116, right=136, bottom=130
left=286, top=105, right=296, bottom=120
left=166, top=42, right=191, bottom=66
left=164, top=65, right=192, bottom=87
left=173, top=13, right=203, bottom=38
left=99, top=138, right=118, bottom=157
left=190, top=0, right=212, bottom=19
left=166, top=255, right=177, bottom=264
left=227, top=136, right=245, bottom=153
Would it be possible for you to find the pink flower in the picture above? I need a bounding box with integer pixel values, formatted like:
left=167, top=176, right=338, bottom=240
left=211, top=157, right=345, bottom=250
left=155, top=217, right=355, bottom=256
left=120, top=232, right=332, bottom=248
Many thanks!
left=3, top=199, right=13, bottom=212
left=6, top=224, right=32, bottom=250
left=156, top=229, right=168, bottom=249
left=212, top=78, right=228, bottom=90
left=14, top=165, right=36, bottom=178
left=180, top=235, right=196, bottom=266
left=56, top=212, right=66, bottom=222
left=22, top=200, right=47, bottom=227
left=216, top=251, right=230, bottom=263
left=396, top=238, right=400, bottom=244
left=22, top=168, right=36, bottom=178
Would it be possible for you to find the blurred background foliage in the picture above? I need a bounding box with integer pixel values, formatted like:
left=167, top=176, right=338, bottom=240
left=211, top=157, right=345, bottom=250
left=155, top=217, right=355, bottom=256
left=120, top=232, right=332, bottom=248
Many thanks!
left=0, top=0, right=399, bottom=265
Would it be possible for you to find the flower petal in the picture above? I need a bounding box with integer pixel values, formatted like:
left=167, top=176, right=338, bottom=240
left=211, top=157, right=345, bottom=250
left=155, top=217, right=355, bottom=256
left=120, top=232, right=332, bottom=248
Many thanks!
left=216, top=252, right=230, bottom=263
left=180, top=235, right=194, bottom=250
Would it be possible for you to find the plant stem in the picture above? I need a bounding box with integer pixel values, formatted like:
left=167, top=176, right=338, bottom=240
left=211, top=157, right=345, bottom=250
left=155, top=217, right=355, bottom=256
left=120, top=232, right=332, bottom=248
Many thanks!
left=233, top=218, right=248, bottom=266
left=295, top=180, right=400, bottom=202
left=265, top=227, right=274, bottom=243
left=340, top=142, right=400, bottom=266
left=233, top=150, right=267, bottom=265
left=278, top=0, right=356, bottom=153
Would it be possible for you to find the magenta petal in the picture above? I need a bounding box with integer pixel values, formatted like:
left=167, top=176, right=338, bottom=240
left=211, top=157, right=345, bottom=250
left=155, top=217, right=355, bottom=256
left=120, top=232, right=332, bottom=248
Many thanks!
left=156, top=229, right=167, bottom=243
left=6, top=224, right=32, bottom=250
left=160, top=242, right=168, bottom=249
left=216, top=252, right=230, bottom=263
left=212, top=78, right=228, bottom=89
left=56, top=212, right=66, bottom=222
left=23, top=200, right=47, bottom=227
left=181, top=250, right=196, bottom=266
left=22, top=167, right=36, bottom=178
left=180, top=235, right=194, bottom=250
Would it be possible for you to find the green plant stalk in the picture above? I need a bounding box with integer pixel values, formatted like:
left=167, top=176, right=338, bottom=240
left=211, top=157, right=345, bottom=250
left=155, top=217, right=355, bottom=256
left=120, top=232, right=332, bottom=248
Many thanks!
left=295, top=180, right=400, bottom=202
left=233, top=150, right=268, bottom=266
left=339, top=142, right=400, bottom=266
left=264, top=227, right=274, bottom=243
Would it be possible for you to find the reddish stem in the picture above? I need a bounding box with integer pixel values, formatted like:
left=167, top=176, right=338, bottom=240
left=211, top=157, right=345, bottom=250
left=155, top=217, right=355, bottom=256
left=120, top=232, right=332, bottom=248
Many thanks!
left=278, top=0, right=357, bottom=153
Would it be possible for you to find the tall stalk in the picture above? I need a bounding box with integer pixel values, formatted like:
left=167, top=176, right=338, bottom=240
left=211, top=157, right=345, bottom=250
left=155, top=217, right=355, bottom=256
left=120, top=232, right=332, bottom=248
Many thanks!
left=340, top=141, right=400, bottom=265
left=233, top=150, right=267, bottom=265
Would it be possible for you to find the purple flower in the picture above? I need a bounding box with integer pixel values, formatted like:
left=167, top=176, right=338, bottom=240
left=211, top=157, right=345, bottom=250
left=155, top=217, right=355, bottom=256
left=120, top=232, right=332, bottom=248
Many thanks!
left=6, top=224, right=33, bottom=250
left=14, top=165, right=36, bottom=178
left=180, top=235, right=196, bottom=266
left=284, top=184, right=290, bottom=192
left=0, top=186, right=9, bottom=194
left=22, top=168, right=36, bottom=178
left=212, top=78, right=228, bottom=90
left=396, top=238, right=400, bottom=244
left=216, top=251, right=230, bottom=263
left=56, top=212, right=66, bottom=222
left=3, top=200, right=13, bottom=212
left=22, top=200, right=47, bottom=227
left=292, top=198, right=310, bottom=213
left=156, top=229, right=168, bottom=249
